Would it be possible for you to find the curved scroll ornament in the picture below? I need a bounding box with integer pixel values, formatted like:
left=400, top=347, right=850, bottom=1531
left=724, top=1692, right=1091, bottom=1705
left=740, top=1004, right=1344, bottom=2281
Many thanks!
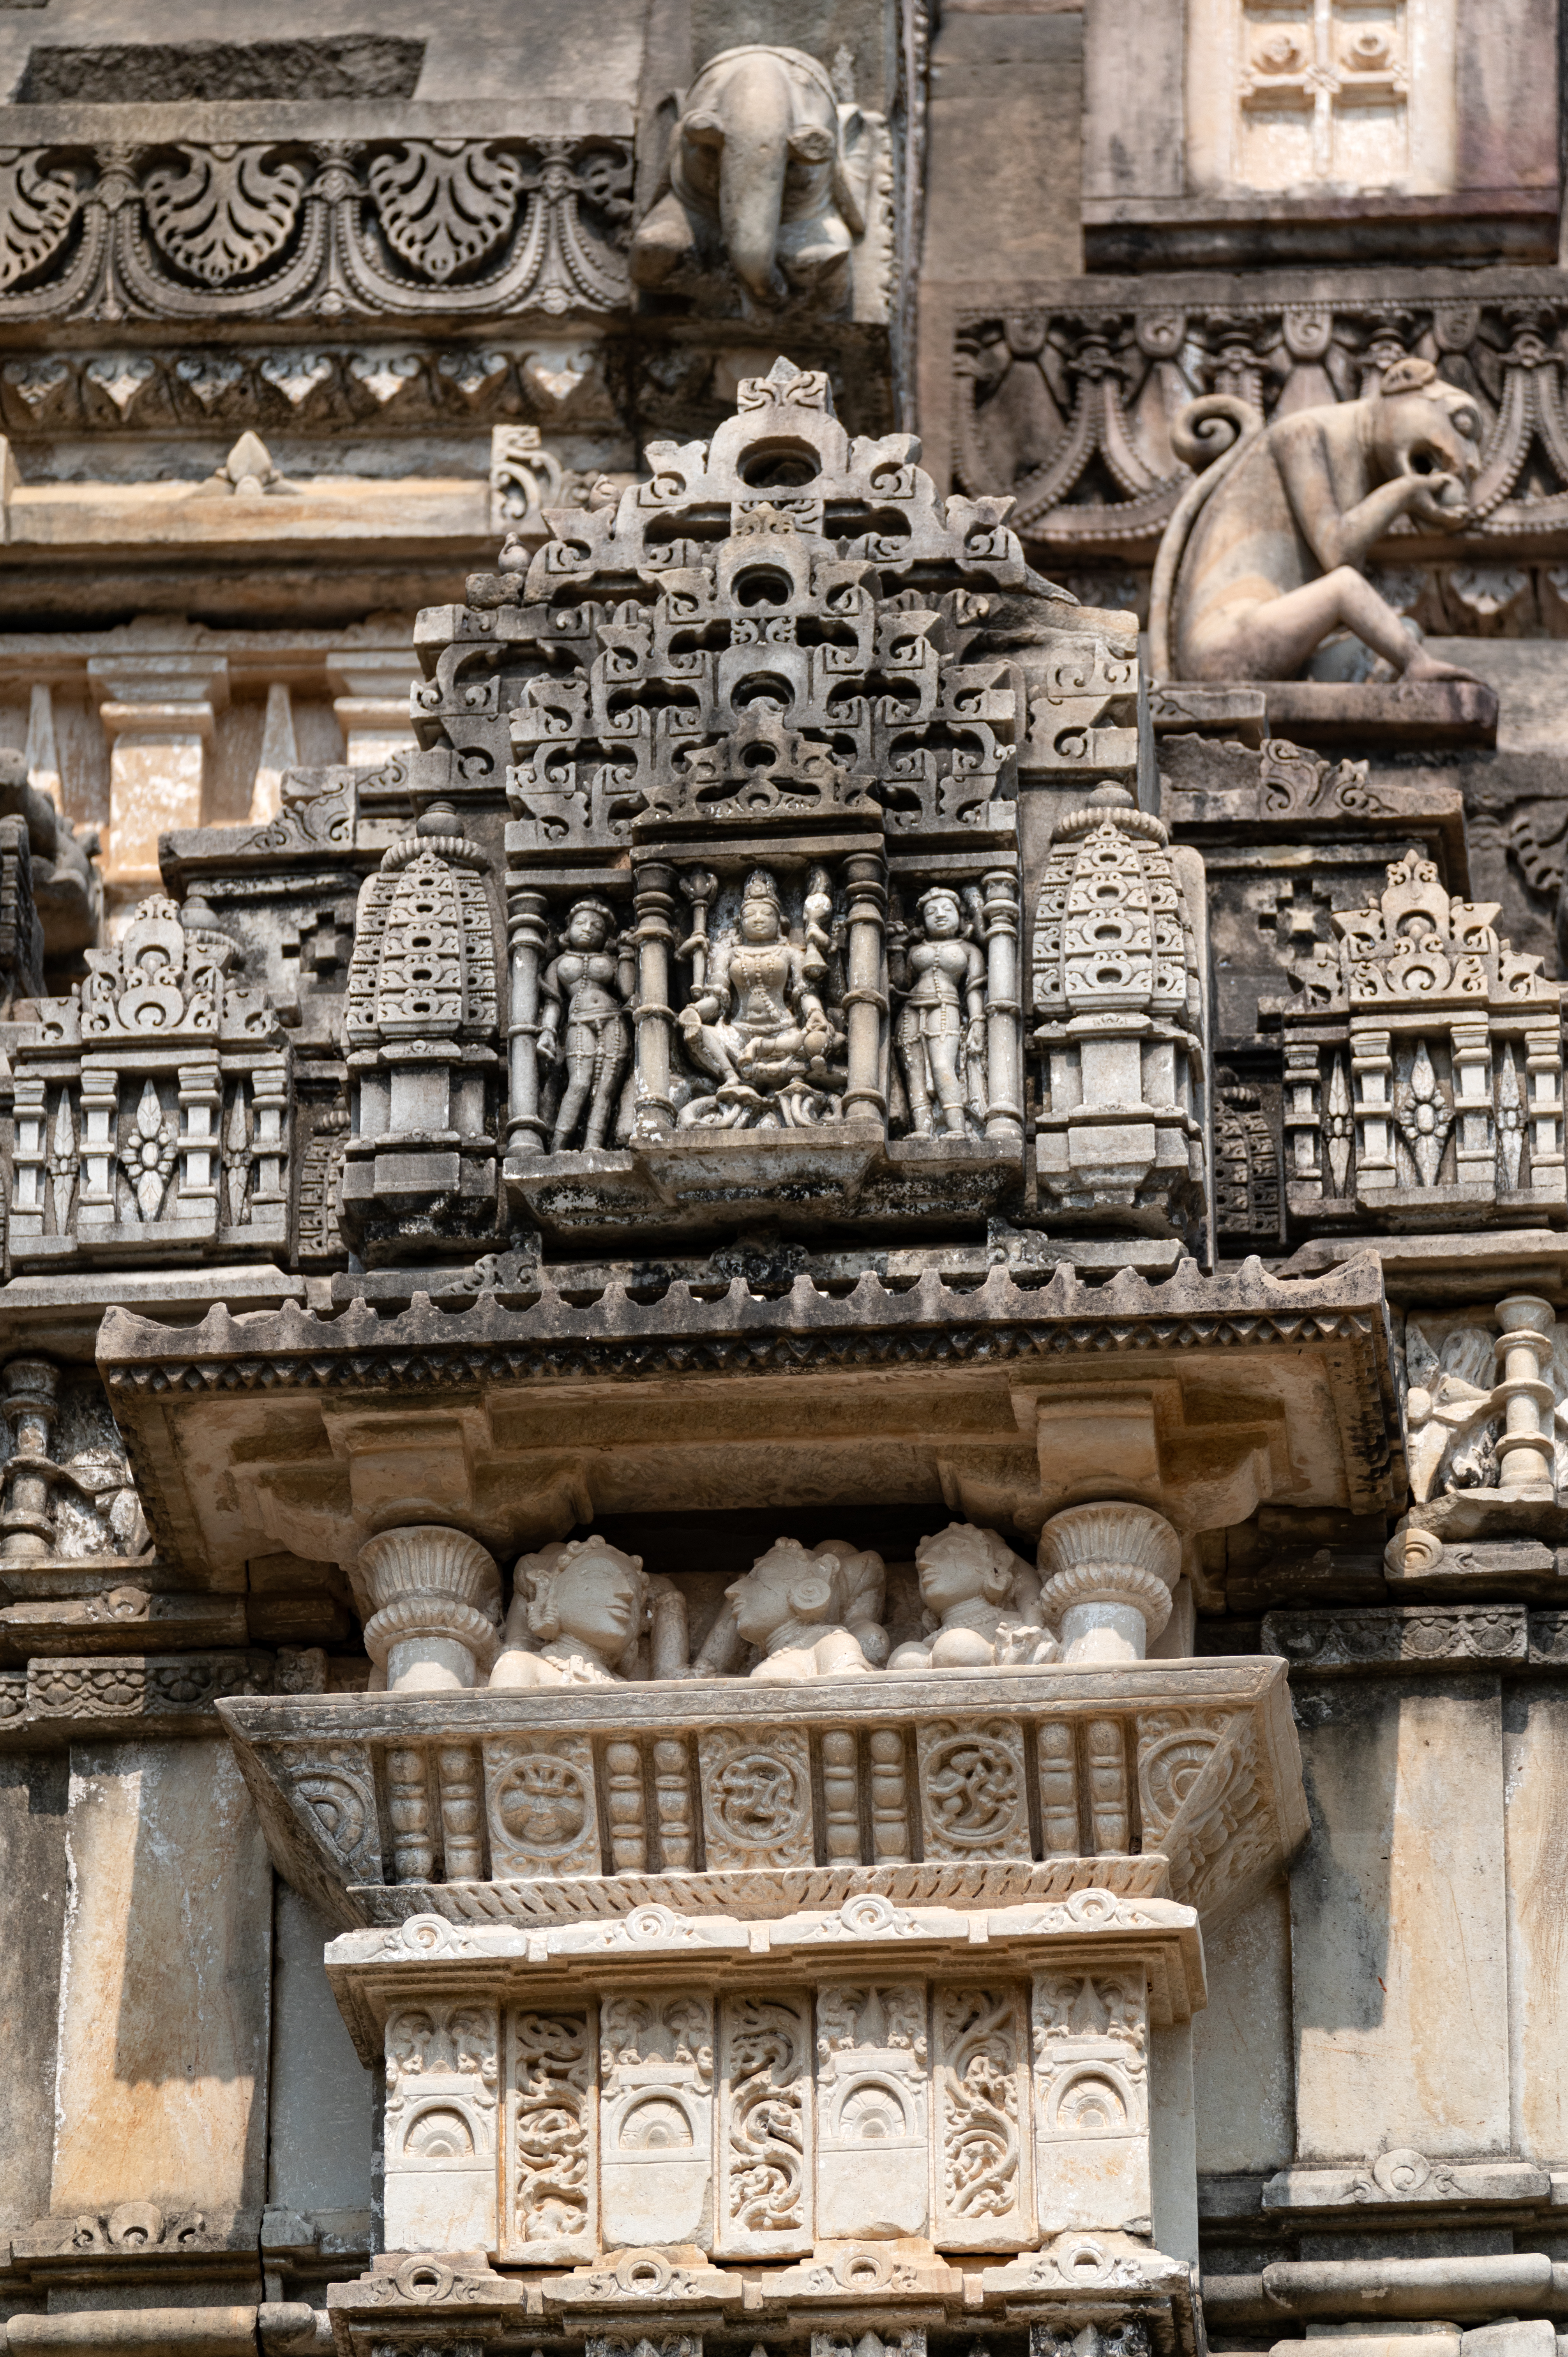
left=510, top=2009, right=593, bottom=2249
left=936, top=1985, right=1023, bottom=2231
left=366, top=141, right=526, bottom=283
left=142, top=145, right=307, bottom=286
left=0, top=151, right=81, bottom=291
left=725, top=1996, right=809, bottom=2240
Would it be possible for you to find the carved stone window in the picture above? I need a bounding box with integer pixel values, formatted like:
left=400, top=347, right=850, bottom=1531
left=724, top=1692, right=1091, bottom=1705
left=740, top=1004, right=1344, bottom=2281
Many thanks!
left=1186, top=0, right=1455, bottom=196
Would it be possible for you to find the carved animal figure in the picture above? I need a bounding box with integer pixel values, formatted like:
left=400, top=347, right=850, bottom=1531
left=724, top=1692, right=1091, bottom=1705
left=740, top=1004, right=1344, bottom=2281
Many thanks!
left=1150, top=359, right=1483, bottom=686
left=630, top=45, right=871, bottom=313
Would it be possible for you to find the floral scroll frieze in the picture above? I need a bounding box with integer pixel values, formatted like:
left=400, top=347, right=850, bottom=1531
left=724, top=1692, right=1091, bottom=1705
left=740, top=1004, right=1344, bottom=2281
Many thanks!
left=0, top=132, right=632, bottom=323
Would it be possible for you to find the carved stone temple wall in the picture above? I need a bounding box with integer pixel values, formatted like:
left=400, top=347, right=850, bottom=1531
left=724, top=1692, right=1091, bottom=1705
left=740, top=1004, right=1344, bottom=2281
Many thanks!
left=0, top=20, right=1567, bottom=2357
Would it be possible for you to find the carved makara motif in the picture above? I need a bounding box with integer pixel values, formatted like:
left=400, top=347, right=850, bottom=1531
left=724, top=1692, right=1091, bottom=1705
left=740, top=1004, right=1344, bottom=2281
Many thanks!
left=506, top=2007, right=596, bottom=2259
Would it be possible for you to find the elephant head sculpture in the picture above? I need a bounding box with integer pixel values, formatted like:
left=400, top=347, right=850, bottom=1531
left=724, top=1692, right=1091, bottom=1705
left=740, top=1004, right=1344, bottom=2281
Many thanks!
left=630, top=44, right=873, bottom=314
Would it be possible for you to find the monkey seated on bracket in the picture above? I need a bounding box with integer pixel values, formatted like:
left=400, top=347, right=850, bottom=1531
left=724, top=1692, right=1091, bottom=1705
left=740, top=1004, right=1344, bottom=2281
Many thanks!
left=1150, top=358, right=1483, bottom=687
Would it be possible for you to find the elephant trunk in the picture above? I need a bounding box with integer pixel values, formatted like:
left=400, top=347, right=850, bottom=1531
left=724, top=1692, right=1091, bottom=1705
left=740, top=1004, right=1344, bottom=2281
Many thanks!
left=717, top=51, right=794, bottom=308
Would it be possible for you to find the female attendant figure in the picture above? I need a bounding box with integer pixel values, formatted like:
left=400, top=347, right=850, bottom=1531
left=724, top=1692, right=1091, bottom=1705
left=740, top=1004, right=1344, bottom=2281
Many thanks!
left=890, top=886, right=986, bottom=1139
left=539, top=898, right=632, bottom=1151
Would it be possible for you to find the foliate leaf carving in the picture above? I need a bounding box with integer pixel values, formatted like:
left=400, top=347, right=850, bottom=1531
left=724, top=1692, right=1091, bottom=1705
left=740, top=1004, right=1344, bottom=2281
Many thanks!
left=142, top=145, right=307, bottom=286
left=366, top=140, right=525, bottom=283
left=0, top=152, right=79, bottom=291
left=507, top=2007, right=595, bottom=2255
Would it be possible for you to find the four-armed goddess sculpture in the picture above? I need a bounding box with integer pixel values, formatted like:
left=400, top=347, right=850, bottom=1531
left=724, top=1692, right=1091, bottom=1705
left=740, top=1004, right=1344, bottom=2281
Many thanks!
left=677, top=866, right=846, bottom=1128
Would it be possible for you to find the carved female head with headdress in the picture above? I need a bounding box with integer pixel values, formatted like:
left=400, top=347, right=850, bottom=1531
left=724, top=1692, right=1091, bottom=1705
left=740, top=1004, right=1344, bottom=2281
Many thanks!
left=501, top=1535, right=650, bottom=1679
left=561, top=896, right=619, bottom=954
left=738, top=867, right=786, bottom=944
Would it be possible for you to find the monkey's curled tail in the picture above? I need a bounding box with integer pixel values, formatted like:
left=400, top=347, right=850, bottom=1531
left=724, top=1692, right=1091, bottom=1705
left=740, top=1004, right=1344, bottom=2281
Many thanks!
left=1148, top=394, right=1264, bottom=681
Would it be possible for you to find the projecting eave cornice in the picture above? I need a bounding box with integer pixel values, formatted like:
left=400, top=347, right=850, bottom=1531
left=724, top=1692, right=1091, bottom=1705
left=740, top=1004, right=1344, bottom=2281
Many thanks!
left=97, top=1253, right=1402, bottom=1581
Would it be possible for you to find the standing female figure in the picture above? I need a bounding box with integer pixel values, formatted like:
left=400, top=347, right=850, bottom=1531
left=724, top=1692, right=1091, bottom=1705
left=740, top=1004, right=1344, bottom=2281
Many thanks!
left=892, top=886, right=986, bottom=1139
left=540, top=898, right=633, bottom=1151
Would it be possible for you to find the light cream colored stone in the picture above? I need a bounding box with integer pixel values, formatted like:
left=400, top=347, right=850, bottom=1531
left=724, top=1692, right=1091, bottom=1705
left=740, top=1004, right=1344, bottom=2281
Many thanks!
left=1191, top=1875, right=1294, bottom=2175
left=87, top=652, right=230, bottom=885
left=491, top=1535, right=649, bottom=1687
left=383, top=1997, right=499, bottom=2254
left=1032, top=1963, right=1151, bottom=2235
left=599, top=1991, right=714, bottom=2250
left=1503, top=1691, right=1568, bottom=2161
left=1291, top=1681, right=1510, bottom=2160
left=358, top=1526, right=502, bottom=1693
left=1185, top=0, right=1457, bottom=198
left=886, top=1522, right=1058, bottom=1671
left=816, top=1982, right=929, bottom=2239
left=50, top=1741, right=271, bottom=2214
left=1037, top=1502, right=1181, bottom=1662
left=724, top=1538, right=884, bottom=1682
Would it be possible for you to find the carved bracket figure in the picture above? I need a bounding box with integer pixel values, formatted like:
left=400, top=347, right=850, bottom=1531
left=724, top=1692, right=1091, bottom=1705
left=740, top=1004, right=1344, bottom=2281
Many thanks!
left=631, top=46, right=874, bottom=316
left=1150, top=359, right=1483, bottom=686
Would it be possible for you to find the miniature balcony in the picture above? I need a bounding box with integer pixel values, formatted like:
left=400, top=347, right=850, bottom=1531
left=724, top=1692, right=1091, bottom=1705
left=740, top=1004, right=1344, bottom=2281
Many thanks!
left=227, top=1661, right=1300, bottom=2339
left=221, top=1657, right=1304, bottom=1930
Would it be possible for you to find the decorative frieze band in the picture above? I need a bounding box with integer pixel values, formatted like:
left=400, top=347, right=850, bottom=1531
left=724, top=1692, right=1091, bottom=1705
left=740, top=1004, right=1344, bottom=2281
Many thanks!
left=946, top=273, right=1568, bottom=560
left=0, top=123, right=632, bottom=324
